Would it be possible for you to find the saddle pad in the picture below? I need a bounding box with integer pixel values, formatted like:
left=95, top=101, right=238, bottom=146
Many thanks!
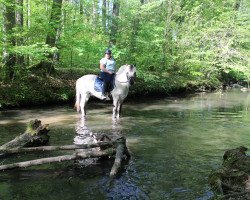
left=94, top=77, right=103, bottom=92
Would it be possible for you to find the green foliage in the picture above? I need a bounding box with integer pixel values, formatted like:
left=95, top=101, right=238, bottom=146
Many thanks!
left=13, top=43, right=58, bottom=61
left=0, top=0, right=250, bottom=106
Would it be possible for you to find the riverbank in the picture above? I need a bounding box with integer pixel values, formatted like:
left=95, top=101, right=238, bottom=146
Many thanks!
left=0, top=68, right=219, bottom=109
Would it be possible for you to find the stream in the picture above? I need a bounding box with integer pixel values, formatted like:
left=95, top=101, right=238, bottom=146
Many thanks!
left=0, top=90, right=250, bottom=200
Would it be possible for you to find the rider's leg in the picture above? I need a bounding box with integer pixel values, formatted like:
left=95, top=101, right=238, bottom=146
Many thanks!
left=100, top=72, right=112, bottom=99
left=102, top=80, right=108, bottom=96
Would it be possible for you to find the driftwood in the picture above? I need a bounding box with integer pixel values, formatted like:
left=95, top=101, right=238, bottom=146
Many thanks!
left=209, top=146, right=250, bottom=199
left=0, top=119, right=130, bottom=178
left=0, top=119, right=50, bottom=150
left=0, top=141, right=116, bottom=154
left=0, top=148, right=115, bottom=171
left=110, top=137, right=128, bottom=178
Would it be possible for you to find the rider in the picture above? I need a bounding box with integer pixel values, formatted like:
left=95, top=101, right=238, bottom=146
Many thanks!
left=99, top=49, right=116, bottom=100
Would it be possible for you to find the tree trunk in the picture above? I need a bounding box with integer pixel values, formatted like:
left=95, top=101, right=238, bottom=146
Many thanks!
left=26, top=0, right=31, bottom=28
left=79, top=0, right=83, bottom=15
left=2, top=0, right=16, bottom=81
left=109, top=0, right=120, bottom=46
left=16, top=0, right=25, bottom=68
left=15, top=0, right=24, bottom=41
left=25, top=0, right=31, bottom=66
left=43, top=0, right=63, bottom=73
left=129, top=0, right=144, bottom=63
left=234, top=0, right=242, bottom=11
left=107, top=0, right=110, bottom=29
left=45, top=0, right=49, bottom=13
left=102, top=0, right=107, bottom=33
left=162, top=0, right=172, bottom=67
left=92, top=0, right=98, bottom=32
left=46, top=0, right=63, bottom=50
left=81, top=0, right=90, bottom=22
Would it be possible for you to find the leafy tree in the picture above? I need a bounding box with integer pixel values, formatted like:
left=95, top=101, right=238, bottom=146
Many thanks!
left=0, top=0, right=249, bottom=89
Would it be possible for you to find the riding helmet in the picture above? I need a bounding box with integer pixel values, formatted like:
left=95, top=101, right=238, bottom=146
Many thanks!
left=105, top=49, right=112, bottom=55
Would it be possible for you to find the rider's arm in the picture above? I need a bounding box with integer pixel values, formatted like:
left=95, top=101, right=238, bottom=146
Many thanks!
left=100, top=63, right=113, bottom=74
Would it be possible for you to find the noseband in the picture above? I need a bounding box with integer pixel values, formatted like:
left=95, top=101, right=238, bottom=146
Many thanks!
left=116, top=72, right=135, bottom=84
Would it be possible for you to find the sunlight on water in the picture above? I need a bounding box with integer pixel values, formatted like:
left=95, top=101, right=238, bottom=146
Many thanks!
left=0, top=90, right=250, bottom=200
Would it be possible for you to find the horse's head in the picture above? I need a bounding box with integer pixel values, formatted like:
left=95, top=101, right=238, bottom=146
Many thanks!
left=125, top=64, right=136, bottom=85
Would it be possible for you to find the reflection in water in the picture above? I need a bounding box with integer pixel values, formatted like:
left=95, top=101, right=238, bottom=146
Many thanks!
left=0, top=91, right=250, bottom=199
left=74, top=119, right=97, bottom=145
left=74, top=119, right=99, bottom=167
left=74, top=118, right=123, bottom=145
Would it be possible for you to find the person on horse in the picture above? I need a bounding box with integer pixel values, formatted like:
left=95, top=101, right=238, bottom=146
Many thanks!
left=99, top=49, right=116, bottom=100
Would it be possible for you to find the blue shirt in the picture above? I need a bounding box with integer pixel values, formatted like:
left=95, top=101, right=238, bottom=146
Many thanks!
left=100, top=57, right=116, bottom=73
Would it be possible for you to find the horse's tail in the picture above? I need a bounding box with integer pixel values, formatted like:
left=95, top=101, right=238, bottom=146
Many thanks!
left=75, top=81, right=81, bottom=112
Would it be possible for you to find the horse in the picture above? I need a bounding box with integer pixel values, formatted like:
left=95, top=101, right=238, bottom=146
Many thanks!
left=75, top=64, right=136, bottom=119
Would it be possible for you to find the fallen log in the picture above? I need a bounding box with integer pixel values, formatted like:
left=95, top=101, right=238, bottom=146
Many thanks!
left=110, top=137, right=128, bottom=178
left=0, top=120, right=131, bottom=178
left=0, top=119, right=50, bottom=150
left=0, top=148, right=116, bottom=171
left=0, top=141, right=116, bottom=154
left=0, top=138, right=130, bottom=178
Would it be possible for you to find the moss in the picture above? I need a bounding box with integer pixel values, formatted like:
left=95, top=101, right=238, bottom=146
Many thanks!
left=209, top=146, right=250, bottom=198
left=25, top=119, right=41, bottom=136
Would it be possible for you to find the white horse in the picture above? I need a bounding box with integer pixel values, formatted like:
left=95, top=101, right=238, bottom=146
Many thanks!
left=75, top=64, right=136, bottom=119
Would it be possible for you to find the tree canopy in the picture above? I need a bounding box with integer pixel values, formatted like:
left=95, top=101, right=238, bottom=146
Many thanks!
left=0, top=0, right=249, bottom=88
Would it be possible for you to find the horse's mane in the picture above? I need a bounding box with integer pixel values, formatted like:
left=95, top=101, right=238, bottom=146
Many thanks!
left=116, top=65, right=127, bottom=75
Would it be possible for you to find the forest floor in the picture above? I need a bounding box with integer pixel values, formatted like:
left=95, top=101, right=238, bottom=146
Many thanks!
left=0, top=68, right=218, bottom=109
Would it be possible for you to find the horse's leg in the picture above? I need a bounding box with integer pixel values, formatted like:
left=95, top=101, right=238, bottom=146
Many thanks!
left=80, top=93, right=90, bottom=118
left=112, top=98, right=118, bottom=119
left=117, top=102, right=123, bottom=119
left=75, top=84, right=81, bottom=112
left=80, top=98, right=86, bottom=118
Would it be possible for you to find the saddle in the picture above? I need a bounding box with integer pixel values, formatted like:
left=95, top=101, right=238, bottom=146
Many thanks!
left=94, top=76, right=115, bottom=93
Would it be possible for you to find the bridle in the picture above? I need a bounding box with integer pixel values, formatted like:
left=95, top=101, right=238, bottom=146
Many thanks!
left=116, top=72, right=136, bottom=84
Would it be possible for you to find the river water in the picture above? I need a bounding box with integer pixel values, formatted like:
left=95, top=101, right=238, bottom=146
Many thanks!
left=0, top=90, right=250, bottom=200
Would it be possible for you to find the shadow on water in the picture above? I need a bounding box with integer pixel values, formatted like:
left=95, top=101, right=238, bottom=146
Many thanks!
left=0, top=91, right=250, bottom=199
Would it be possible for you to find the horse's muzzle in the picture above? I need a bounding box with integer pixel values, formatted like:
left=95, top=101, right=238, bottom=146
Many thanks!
left=129, top=77, right=135, bottom=85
